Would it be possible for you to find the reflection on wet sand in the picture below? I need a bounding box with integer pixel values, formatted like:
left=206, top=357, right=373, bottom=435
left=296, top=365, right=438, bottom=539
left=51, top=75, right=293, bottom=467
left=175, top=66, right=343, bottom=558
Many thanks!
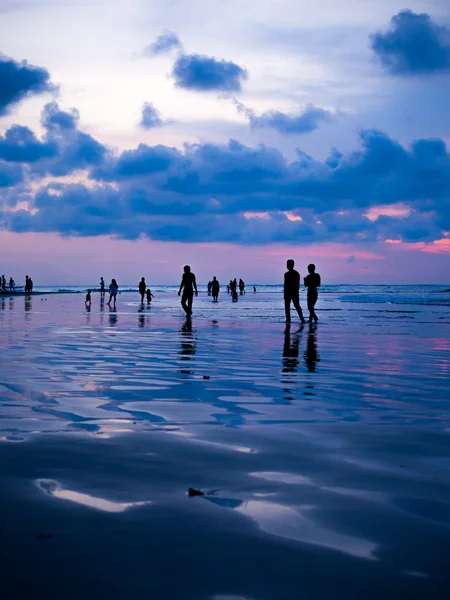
left=304, top=323, right=320, bottom=372
left=108, top=305, right=117, bottom=327
left=179, top=319, right=197, bottom=374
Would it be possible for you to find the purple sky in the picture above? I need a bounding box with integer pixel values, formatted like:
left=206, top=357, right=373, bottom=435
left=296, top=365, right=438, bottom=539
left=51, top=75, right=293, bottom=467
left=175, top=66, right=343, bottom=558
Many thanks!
left=0, top=0, right=449, bottom=284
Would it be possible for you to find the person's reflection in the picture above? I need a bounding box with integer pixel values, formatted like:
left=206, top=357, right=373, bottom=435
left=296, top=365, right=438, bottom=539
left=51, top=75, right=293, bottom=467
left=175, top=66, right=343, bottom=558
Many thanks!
left=86, top=302, right=91, bottom=324
left=1, top=297, right=6, bottom=311
left=24, top=295, right=32, bottom=321
left=138, top=307, right=146, bottom=328
left=282, top=323, right=302, bottom=373
left=108, top=305, right=118, bottom=327
left=179, top=318, right=197, bottom=374
left=9, top=297, right=14, bottom=311
left=100, top=295, right=104, bottom=325
left=304, top=323, right=320, bottom=372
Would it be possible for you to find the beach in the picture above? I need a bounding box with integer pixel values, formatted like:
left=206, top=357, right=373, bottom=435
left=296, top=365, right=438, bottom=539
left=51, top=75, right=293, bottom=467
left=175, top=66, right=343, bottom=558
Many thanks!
left=1, top=288, right=449, bottom=599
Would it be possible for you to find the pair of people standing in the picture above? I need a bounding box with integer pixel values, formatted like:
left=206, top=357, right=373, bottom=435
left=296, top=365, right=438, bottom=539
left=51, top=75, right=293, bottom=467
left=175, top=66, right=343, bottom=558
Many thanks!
left=284, top=260, right=320, bottom=323
left=139, top=277, right=154, bottom=305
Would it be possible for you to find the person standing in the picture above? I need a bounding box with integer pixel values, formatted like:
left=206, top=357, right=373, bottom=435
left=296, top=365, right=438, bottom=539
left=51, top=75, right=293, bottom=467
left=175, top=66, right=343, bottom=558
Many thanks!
left=207, top=281, right=212, bottom=296
left=284, top=259, right=306, bottom=324
left=239, top=279, right=245, bottom=295
left=100, top=277, right=105, bottom=295
left=9, top=277, right=15, bottom=292
left=139, top=277, right=146, bottom=304
left=211, top=276, right=220, bottom=302
left=107, top=279, right=119, bottom=307
left=304, top=264, right=321, bottom=322
left=178, top=265, right=198, bottom=318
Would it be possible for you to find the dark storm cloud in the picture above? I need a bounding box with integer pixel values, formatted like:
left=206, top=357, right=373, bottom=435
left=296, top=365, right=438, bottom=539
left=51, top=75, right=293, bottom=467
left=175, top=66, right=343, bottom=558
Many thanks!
left=140, top=102, right=163, bottom=129
left=371, top=10, right=450, bottom=75
left=144, top=30, right=182, bottom=56
left=41, top=102, right=79, bottom=131
left=172, top=54, right=248, bottom=92
left=0, top=56, right=54, bottom=115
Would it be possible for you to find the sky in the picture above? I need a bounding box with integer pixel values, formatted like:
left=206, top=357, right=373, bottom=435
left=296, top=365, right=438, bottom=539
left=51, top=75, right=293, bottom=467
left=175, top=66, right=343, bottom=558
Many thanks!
left=0, top=0, right=449, bottom=284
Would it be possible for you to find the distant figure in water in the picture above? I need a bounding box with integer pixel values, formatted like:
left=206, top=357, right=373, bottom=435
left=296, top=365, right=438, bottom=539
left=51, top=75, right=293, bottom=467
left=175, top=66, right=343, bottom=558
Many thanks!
left=211, top=276, right=220, bottom=302
left=227, top=282, right=231, bottom=294
left=85, top=289, right=92, bottom=306
left=239, top=278, right=245, bottom=295
left=139, top=277, right=146, bottom=304
left=146, top=289, right=154, bottom=304
left=232, top=288, right=238, bottom=302
left=178, top=265, right=198, bottom=317
left=304, top=264, right=321, bottom=322
left=9, top=277, right=15, bottom=292
left=207, top=280, right=212, bottom=296
left=100, top=277, right=105, bottom=295
left=253, top=286, right=256, bottom=294
left=24, top=275, right=33, bottom=294
left=284, top=259, right=306, bottom=324
left=1, top=275, right=6, bottom=291
left=107, top=279, right=119, bottom=307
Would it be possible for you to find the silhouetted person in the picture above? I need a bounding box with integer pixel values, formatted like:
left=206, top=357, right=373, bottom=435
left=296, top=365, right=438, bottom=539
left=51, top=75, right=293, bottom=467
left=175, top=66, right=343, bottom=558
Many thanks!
left=239, top=278, right=245, bottom=295
left=211, top=276, right=220, bottom=302
left=178, top=265, right=198, bottom=317
left=107, top=278, right=118, bottom=307
left=207, top=281, right=212, bottom=296
left=304, top=323, right=320, bottom=372
left=24, top=275, right=30, bottom=294
left=304, top=264, right=321, bottom=322
left=253, top=286, right=256, bottom=294
left=100, top=277, right=105, bottom=295
left=227, top=282, right=231, bottom=294
left=1, top=275, right=6, bottom=291
left=85, top=289, right=92, bottom=306
left=284, top=259, right=306, bottom=324
left=232, top=288, right=238, bottom=302
left=9, top=277, right=15, bottom=292
left=146, top=288, right=154, bottom=304
left=139, top=277, right=146, bottom=304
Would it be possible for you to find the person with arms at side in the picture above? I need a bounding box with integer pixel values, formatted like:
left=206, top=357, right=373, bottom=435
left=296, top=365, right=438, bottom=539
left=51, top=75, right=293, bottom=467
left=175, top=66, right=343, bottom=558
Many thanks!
left=9, top=277, right=15, bottom=292
left=178, top=265, right=198, bottom=318
left=100, top=277, right=105, bottom=295
left=211, top=276, right=220, bottom=302
left=107, top=279, right=119, bottom=307
left=139, top=277, right=146, bottom=304
left=304, top=264, right=321, bottom=322
left=284, top=259, right=306, bottom=324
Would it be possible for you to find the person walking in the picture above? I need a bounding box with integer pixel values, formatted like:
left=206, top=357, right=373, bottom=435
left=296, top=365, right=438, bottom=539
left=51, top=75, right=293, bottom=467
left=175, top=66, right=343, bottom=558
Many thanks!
left=211, top=276, right=220, bottom=302
left=304, top=264, right=321, bottom=322
left=139, top=277, right=146, bottom=304
left=284, top=260, right=306, bottom=324
left=178, top=265, right=198, bottom=318
left=107, top=279, right=119, bottom=307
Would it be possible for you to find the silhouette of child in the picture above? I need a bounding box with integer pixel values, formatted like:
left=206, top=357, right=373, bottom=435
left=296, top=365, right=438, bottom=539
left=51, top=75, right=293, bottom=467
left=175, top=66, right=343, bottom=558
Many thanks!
left=85, top=289, right=92, bottom=305
left=146, top=289, right=154, bottom=305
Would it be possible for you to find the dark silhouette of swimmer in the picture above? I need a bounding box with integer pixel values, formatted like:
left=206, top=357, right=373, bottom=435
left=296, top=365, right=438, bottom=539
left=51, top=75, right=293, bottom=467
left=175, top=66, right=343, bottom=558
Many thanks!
left=178, top=265, right=198, bottom=317
left=284, top=259, right=306, bottom=324
left=146, top=288, right=154, bottom=304
left=304, top=264, right=321, bottom=322
left=304, top=323, right=320, bottom=372
left=139, top=277, right=146, bottom=304
left=85, top=289, right=92, bottom=305
left=211, top=276, right=220, bottom=302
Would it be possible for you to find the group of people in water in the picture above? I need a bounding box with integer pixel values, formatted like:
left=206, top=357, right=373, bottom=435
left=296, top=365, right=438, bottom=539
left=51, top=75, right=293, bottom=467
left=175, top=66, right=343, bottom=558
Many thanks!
left=89, top=260, right=320, bottom=323
left=0, top=275, right=33, bottom=294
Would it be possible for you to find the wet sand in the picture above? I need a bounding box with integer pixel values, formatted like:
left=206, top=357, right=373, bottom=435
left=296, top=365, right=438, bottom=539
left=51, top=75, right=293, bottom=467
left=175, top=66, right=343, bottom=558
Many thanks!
left=1, top=293, right=449, bottom=599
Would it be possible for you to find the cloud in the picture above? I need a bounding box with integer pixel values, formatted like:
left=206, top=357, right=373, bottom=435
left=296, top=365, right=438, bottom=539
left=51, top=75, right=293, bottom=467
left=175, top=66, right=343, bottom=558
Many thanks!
left=0, top=161, right=23, bottom=187
left=370, top=10, right=450, bottom=75
left=0, top=56, right=54, bottom=115
left=0, top=125, right=57, bottom=162
left=140, top=102, right=163, bottom=129
left=234, top=99, right=333, bottom=134
left=1, top=116, right=449, bottom=246
left=41, top=101, right=79, bottom=131
left=172, top=54, right=248, bottom=92
left=144, top=30, right=182, bottom=56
